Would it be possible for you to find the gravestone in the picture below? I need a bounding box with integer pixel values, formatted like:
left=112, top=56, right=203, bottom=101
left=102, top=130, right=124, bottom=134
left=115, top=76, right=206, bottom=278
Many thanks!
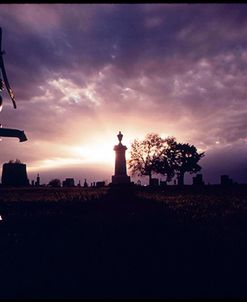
left=150, top=178, right=159, bottom=187
left=193, top=174, right=204, bottom=186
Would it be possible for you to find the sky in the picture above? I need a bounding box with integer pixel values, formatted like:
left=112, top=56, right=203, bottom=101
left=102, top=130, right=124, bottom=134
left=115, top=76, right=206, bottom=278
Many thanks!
left=0, top=3, right=247, bottom=185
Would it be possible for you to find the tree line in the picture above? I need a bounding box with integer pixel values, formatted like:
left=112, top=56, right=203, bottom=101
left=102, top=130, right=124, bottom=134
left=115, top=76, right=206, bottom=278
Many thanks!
left=128, top=133, right=205, bottom=186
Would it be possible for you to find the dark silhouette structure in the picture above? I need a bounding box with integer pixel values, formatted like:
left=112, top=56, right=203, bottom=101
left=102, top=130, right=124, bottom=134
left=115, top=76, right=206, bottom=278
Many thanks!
left=150, top=178, right=159, bottom=187
left=0, top=128, right=27, bottom=142
left=48, top=179, right=61, bottom=187
left=221, top=175, right=233, bottom=186
left=83, top=178, right=88, bottom=188
left=96, top=181, right=105, bottom=187
left=112, top=131, right=130, bottom=184
left=160, top=180, right=167, bottom=187
left=0, top=27, right=27, bottom=142
left=193, top=174, right=204, bottom=186
left=35, top=173, right=40, bottom=187
left=62, top=178, right=75, bottom=187
left=1, top=160, right=29, bottom=186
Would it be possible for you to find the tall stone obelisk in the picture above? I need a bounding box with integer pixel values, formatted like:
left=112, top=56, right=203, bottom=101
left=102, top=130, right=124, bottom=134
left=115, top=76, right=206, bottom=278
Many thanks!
left=112, top=131, right=131, bottom=185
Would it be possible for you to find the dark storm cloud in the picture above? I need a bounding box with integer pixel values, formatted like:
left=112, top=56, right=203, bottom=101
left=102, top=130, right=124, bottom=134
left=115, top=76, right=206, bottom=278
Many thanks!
left=2, top=4, right=246, bottom=86
left=0, top=4, right=247, bottom=182
left=1, top=3, right=247, bottom=90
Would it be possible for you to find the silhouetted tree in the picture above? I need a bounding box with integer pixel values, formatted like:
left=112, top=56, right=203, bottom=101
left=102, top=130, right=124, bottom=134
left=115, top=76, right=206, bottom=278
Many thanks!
left=171, top=142, right=205, bottom=186
left=130, top=134, right=205, bottom=186
left=128, top=133, right=164, bottom=185
left=48, top=178, right=61, bottom=187
left=154, top=137, right=177, bottom=182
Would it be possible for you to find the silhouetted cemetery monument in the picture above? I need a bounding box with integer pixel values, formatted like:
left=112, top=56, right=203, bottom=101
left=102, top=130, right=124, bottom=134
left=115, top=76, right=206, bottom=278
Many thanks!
left=112, top=131, right=131, bottom=185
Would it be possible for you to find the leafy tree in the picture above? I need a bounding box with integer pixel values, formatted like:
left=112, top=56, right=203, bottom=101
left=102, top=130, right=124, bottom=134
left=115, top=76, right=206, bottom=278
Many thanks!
left=48, top=178, right=61, bottom=187
left=171, top=142, right=205, bottom=186
left=128, top=133, right=164, bottom=185
left=129, top=134, right=205, bottom=186
left=154, top=137, right=177, bottom=182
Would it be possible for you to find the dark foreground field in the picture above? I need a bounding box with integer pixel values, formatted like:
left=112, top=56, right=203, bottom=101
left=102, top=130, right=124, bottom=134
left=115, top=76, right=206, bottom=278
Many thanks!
left=0, top=185, right=247, bottom=298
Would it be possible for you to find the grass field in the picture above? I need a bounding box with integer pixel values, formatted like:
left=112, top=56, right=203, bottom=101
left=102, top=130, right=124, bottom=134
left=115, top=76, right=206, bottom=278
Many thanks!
left=0, top=185, right=246, bottom=298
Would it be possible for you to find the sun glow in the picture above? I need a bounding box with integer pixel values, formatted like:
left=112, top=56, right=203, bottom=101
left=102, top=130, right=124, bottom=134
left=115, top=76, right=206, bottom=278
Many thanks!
left=28, top=157, right=83, bottom=172
left=71, top=141, right=115, bottom=164
left=27, top=130, right=135, bottom=174
left=29, top=139, right=115, bottom=171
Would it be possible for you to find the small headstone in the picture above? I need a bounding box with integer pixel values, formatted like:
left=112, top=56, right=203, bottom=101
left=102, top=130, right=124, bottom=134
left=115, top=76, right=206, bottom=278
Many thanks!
left=150, top=178, right=159, bottom=187
left=193, top=174, right=204, bottom=186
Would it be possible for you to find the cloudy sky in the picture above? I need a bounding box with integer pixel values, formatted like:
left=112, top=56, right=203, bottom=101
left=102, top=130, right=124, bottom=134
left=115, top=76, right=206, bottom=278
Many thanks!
left=0, top=3, right=246, bottom=185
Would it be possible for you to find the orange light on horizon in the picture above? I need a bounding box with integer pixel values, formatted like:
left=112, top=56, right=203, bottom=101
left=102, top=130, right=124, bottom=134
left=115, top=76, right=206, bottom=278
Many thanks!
left=26, top=130, right=142, bottom=174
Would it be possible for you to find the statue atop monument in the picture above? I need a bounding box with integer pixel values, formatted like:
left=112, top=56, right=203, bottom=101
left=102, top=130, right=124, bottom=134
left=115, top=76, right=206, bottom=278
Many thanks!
left=112, top=131, right=131, bottom=185
left=117, top=131, right=123, bottom=144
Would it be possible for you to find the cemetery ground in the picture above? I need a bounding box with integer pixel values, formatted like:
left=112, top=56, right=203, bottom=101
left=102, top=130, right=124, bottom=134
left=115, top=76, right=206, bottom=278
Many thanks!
left=0, top=185, right=247, bottom=298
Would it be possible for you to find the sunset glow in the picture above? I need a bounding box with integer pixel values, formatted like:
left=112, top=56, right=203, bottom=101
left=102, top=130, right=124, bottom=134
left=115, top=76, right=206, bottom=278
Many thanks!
left=71, top=142, right=116, bottom=164
left=0, top=4, right=246, bottom=184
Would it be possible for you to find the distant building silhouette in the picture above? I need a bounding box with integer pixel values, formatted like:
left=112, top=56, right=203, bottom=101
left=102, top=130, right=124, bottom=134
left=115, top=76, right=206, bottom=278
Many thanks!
left=96, top=181, right=105, bottom=187
left=193, top=174, right=204, bottom=186
left=220, top=175, right=233, bottom=186
left=62, top=178, right=75, bottom=187
left=1, top=160, right=29, bottom=187
left=83, top=178, right=88, bottom=188
left=35, top=173, right=40, bottom=187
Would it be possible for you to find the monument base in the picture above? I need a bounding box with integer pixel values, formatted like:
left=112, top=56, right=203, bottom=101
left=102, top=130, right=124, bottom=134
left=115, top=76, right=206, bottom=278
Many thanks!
left=112, top=175, right=131, bottom=185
